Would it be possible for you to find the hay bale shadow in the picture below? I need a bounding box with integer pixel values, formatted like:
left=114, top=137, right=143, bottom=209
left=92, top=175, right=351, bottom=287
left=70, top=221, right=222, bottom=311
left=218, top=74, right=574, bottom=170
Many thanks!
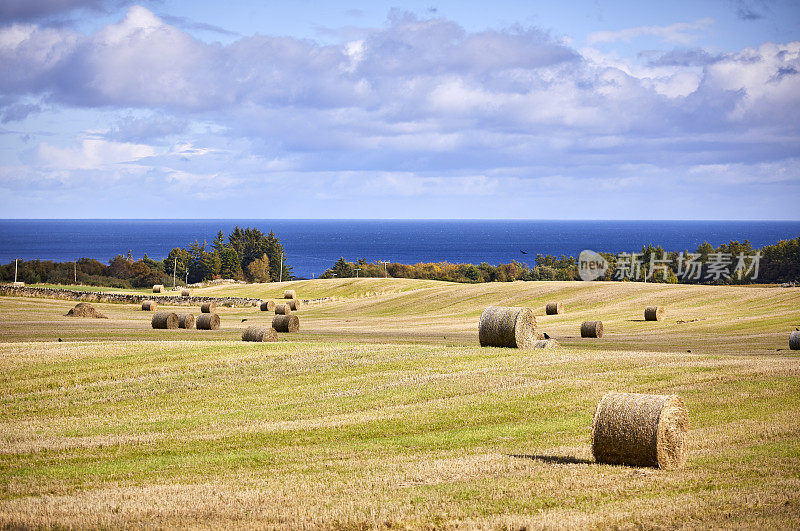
left=626, top=319, right=647, bottom=322
left=509, top=454, right=593, bottom=465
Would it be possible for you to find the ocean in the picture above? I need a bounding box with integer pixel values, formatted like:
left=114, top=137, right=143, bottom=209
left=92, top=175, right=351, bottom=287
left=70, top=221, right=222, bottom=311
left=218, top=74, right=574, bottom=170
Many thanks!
left=1, top=220, right=798, bottom=279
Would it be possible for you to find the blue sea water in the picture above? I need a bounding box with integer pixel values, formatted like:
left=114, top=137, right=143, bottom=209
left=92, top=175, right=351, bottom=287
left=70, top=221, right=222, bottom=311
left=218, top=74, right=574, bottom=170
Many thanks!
left=0, top=220, right=799, bottom=279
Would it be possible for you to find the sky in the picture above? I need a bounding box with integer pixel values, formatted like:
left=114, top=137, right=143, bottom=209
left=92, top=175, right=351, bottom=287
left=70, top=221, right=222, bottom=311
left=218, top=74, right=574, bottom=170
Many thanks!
left=0, top=0, right=798, bottom=219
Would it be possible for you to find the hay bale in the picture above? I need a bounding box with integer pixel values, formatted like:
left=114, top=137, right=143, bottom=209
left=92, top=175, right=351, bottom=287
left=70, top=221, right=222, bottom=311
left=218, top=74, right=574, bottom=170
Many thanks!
left=272, top=314, right=300, bottom=333
left=275, top=303, right=291, bottom=315
left=284, top=289, right=296, bottom=299
left=645, top=306, right=665, bottom=321
left=287, top=299, right=301, bottom=311
left=178, top=313, right=195, bottom=329
left=592, top=392, right=689, bottom=469
left=196, top=313, right=220, bottom=330
left=141, top=301, right=157, bottom=311
left=201, top=301, right=216, bottom=313
left=151, top=311, right=179, bottom=329
left=581, top=321, right=603, bottom=338
left=260, top=300, right=276, bottom=312
left=478, top=306, right=536, bottom=349
left=181, top=289, right=190, bottom=297
left=790, top=331, right=800, bottom=350
left=242, top=326, right=279, bottom=342
left=65, top=302, right=107, bottom=319
left=11, top=281, right=24, bottom=287
left=532, top=339, right=558, bottom=349
left=153, top=284, right=164, bottom=293
left=545, top=302, right=564, bottom=315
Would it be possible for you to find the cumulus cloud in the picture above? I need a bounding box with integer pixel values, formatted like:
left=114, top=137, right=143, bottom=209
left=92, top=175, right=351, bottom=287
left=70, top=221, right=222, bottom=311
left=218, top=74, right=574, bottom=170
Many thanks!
left=587, top=19, right=714, bottom=45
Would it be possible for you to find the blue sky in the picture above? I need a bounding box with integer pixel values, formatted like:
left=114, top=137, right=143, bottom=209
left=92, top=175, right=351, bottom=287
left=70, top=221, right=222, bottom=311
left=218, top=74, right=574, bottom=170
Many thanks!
left=0, top=0, right=798, bottom=219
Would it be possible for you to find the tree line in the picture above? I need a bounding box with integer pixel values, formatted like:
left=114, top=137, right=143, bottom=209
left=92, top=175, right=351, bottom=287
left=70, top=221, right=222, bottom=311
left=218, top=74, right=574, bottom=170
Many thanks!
left=0, top=226, right=293, bottom=288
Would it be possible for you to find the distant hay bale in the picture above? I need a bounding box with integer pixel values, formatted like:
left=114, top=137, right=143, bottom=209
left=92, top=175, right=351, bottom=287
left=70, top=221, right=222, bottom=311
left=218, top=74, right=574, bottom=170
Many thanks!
left=275, top=303, right=291, bottom=315
left=178, top=313, right=195, bottom=329
left=272, top=314, right=300, bottom=333
left=545, top=302, right=564, bottom=315
left=478, top=306, right=536, bottom=349
left=592, top=392, right=689, bottom=469
left=151, top=311, right=179, bottom=329
left=645, top=306, right=665, bottom=321
left=200, top=302, right=216, bottom=313
left=196, top=313, right=220, bottom=330
left=260, top=300, right=276, bottom=312
left=790, top=331, right=800, bottom=350
left=581, top=321, right=604, bottom=338
left=11, top=281, right=24, bottom=287
left=141, top=301, right=157, bottom=311
left=284, top=290, right=296, bottom=299
left=153, top=284, right=164, bottom=293
left=65, top=302, right=107, bottom=319
left=242, top=326, right=279, bottom=342
left=287, top=299, right=300, bottom=311
left=181, top=289, right=190, bottom=297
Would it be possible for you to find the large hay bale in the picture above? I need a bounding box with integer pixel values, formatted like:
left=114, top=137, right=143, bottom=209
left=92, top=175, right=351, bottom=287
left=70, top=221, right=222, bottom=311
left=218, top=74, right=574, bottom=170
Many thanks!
left=181, top=289, right=190, bottom=297
left=645, top=306, right=665, bottom=321
left=65, top=302, right=107, bottom=319
left=201, top=301, right=216, bottom=313
left=581, top=321, right=603, bottom=338
left=275, top=303, right=291, bottom=315
left=178, top=313, right=195, bottom=329
left=287, top=299, right=301, bottom=311
left=284, top=289, right=296, bottom=299
left=260, top=300, right=276, bottom=312
left=142, top=301, right=157, bottom=311
left=242, top=326, right=279, bottom=342
left=153, top=284, right=164, bottom=293
left=151, top=311, right=179, bottom=329
left=790, top=331, right=800, bottom=350
left=196, top=313, right=220, bottom=330
left=545, top=302, right=564, bottom=315
left=272, top=314, right=299, bottom=333
left=478, top=306, right=536, bottom=349
left=592, top=392, right=689, bottom=469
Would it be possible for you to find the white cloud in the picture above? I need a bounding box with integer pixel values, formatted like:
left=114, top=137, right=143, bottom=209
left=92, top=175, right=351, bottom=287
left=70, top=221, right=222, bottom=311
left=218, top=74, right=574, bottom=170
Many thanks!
left=587, top=18, right=714, bottom=45
left=37, top=137, right=155, bottom=170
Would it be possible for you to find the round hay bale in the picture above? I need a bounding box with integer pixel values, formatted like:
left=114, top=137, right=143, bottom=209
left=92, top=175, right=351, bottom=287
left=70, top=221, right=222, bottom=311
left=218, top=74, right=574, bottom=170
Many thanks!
left=645, top=306, right=665, bottom=321
left=592, top=392, right=689, bottom=469
left=790, top=331, right=800, bottom=350
left=242, top=326, right=279, bottom=342
left=284, top=289, right=296, bottom=299
left=65, top=302, right=107, bottom=319
left=153, top=284, right=164, bottom=293
left=260, top=300, right=276, bottom=312
left=196, top=313, right=220, bottom=330
left=478, top=306, right=536, bottom=349
left=178, top=313, right=195, bottom=329
left=287, top=299, right=300, bottom=311
left=181, top=289, right=190, bottom=297
left=142, top=301, right=157, bottom=311
left=201, top=301, right=216, bottom=313
left=275, top=303, right=291, bottom=315
left=151, top=311, right=179, bottom=329
left=581, top=321, right=603, bottom=338
left=272, top=314, right=300, bottom=333
left=545, top=302, right=564, bottom=315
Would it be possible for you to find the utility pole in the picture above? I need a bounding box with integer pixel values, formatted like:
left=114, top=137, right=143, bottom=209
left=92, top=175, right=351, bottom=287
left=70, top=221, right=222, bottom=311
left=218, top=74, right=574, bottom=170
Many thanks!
left=173, top=257, right=177, bottom=288
left=14, top=259, right=18, bottom=283
left=74, top=261, right=77, bottom=284
left=354, top=268, right=361, bottom=278
left=185, top=269, right=189, bottom=286
left=379, top=260, right=389, bottom=278
left=279, top=252, right=283, bottom=283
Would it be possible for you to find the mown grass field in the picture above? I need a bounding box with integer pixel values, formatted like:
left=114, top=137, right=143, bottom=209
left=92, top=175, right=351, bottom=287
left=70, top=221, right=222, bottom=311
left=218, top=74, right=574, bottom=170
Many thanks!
left=1, top=279, right=799, bottom=528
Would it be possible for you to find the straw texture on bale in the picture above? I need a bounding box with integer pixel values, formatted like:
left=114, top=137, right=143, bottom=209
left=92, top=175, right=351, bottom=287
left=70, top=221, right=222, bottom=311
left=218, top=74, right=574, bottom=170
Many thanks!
left=275, top=303, right=291, bottom=315
left=153, top=284, right=164, bottom=293
left=284, top=289, right=296, bottom=299
left=581, top=321, right=604, bottom=338
left=287, top=299, right=300, bottom=311
left=592, top=392, right=689, bottom=470
left=242, top=326, right=279, bottom=342
left=272, top=314, right=300, bottom=333
left=181, top=289, right=190, bottom=297
left=200, top=302, right=216, bottom=313
left=790, top=331, right=800, bottom=350
left=260, top=300, right=275, bottom=312
left=141, top=301, right=157, bottom=311
left=645, top=306, right=665, bottom=321
left=178, top=313, right=195, bottom=329
left=545, top=302, right=564, bottom=315
left=151, top=312, right=179, bottom=329
left=196, top=313, right=220, bottom=330
left=478, top=306, right=536, bottom=349
left=65, top=302, right=107, bottom=319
